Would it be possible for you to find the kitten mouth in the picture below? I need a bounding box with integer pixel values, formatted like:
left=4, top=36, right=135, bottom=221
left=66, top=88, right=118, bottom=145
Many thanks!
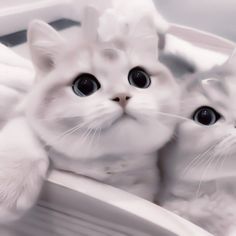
left=111, top=112, right=137, bottom=126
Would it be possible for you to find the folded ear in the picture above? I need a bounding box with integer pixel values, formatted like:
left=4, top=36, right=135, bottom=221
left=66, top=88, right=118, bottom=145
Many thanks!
left=201, top=77, right=228, bottom=96
left=27, top=20, right=65, bottom=75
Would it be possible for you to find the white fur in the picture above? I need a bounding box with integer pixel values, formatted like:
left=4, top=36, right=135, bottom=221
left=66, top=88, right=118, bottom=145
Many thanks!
left=20, top=7, right=179, bottom=209
left=159, top=51, right=236, bottom=236
left=0, top=47, right=43, bottom=222
left=0, top=2, right=177, bottom=223
left=0, top=117, right=48, bottom=223
left=0, top=43, right=34, bottom=127
left=86, top=0, right=228, bottom=73
left=82, top=0, right=169, bottom=36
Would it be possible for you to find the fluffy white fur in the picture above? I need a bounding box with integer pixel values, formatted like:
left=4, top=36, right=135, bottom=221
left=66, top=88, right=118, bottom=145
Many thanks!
left=159, top=51, right=236, bottom=236
left=82, top=0, right=229, bottom=71
left=0, top=117, right=48, bottom=223
left=0, top=6, right=179, bottom=222
left=80, top=0, right=169, bottom=36
left=0, top=0, right=226, bottom=224
left=26, top=12, right=179, bottom=198
left=0, top=43, right=34, bottom=128
left=0, top=45, right=36, bottom=222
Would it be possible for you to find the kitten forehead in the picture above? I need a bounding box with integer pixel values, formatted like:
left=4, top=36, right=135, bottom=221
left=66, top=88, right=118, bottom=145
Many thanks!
left=93, top=48, right=127, bottom=76
left=100, top=48, right=119, bottom=61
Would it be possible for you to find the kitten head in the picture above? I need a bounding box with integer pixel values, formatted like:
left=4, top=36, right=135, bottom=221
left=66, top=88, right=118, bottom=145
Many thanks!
left=26, top=7, right=179, bottom=159
left=161, top=50, right=236, bottom=183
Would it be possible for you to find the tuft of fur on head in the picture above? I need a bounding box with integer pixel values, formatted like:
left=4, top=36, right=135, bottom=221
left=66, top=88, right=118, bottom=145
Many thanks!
left=26, top=7, right=179, bottom=161
left=80, top=0, right=169, bottom=36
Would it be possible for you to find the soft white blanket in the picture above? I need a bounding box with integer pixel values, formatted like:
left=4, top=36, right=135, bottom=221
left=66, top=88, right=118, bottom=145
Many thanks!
left=0, top=43, right=34, bottom=127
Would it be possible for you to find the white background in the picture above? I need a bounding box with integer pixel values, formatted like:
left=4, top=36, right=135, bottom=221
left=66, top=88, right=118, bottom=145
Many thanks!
left=0, top=0, right=235, bottom=42
left=155, top=0, right=236, bottom=42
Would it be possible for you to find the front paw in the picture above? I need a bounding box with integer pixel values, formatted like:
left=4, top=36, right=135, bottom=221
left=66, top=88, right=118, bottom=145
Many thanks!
left=0, top=154, right=49, bottom=223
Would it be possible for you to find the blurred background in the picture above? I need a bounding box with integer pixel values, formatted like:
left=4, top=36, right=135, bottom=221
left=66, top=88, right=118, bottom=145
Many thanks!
left=155, top=0, right=236, bottom=42
left=0, top=0, right=235, bottom=42
left=0, top=0, right=234, bottom=60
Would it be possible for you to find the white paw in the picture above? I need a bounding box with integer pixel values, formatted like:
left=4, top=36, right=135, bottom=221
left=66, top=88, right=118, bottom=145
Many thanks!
left=0, top=154, right=49, bottom=223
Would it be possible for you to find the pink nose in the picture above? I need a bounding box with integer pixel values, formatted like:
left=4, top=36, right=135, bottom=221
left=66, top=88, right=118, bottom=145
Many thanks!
left=111, top=93, right=131, bottom=108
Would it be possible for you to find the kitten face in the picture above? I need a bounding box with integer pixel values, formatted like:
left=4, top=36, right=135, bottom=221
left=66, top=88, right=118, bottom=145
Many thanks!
left=161, top=57, right=236, bottom=182
left=26, top=15, right=179, bottom=159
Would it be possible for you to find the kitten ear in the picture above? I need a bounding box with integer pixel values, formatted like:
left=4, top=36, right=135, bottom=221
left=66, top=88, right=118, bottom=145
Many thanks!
left=201, top=78, right=228, bottom=98
left=82, top=6, right=100, bottom=42
left=27, top=20, right=65, bottom=75
left=129, top=16, right=158, bottom=61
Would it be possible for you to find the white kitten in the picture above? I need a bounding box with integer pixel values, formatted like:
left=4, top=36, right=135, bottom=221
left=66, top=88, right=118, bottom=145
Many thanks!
left=25, top=8, right=179, bottom=200
left=159, top=51, right=236, bottom=236
left=0, top=6, right=179, bottom=223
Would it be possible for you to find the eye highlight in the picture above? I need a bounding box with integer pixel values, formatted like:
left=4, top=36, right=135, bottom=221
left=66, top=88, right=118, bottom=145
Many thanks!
left=128, top=67, right=151, bottom=89
left=72, top=73, right=101, bottom=97
left=193, top=106, right=221, bottom=126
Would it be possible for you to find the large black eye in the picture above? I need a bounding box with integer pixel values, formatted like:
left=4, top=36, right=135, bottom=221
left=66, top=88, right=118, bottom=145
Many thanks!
left=128, top=67, right=151, bottom=88
left=72, top=73, right=101, bottom=97
left=193, top=106, right=221, bottom=126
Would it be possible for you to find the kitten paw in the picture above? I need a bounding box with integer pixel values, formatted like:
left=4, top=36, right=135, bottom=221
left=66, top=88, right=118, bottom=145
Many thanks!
left=0, top=154, right=49, bottom=223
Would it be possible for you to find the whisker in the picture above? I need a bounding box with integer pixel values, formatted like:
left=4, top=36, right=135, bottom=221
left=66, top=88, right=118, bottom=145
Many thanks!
left=37, top=115, right=83, bottom=121
left=217, top=139, right=235, bottom=176
left=191, top=135, right=232, bottom=198
left=57, top=123, right=84, bottom=141
left=86, top=128, right=98, bottom=154
left=214, top=151, right=225, bottom=193
left=156, top=111, right=190, bottom=121
left=184, top=146, right=215, bottom=178
left=195, top=151, right=217, bottom=199
left=182, top=135, right=229, bottom=177
left=34, top=105, right=109, bottom=122
left=80, top=127, right=93, bottom=147
left=46, top=122, right=89, bottom=156
left=133, top=108, right=190, bottom=122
